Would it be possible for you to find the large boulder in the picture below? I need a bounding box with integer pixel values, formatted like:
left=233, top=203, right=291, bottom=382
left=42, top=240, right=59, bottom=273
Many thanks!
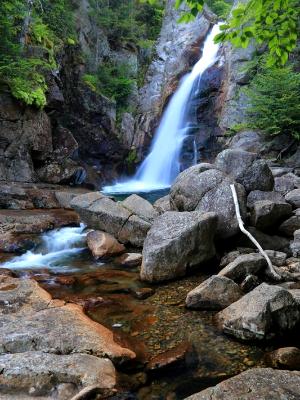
left=217, top=283, right=300, bottom=341
left=218, top=253, right=267, bottom=283
left=153, top=195, right=171, bottom=214
left=70, top=192, right=155, bottom=247
left=214, top=149, right=274, bottom=192
left=226, top=130, right=263, bottom=153
left=184, top=368, right=300, bottom=400
left=279, top=209, right=300, bottom=237
left=285, top=189, right=300, bottom=208
left=250, top=200, right=293, bottom=231
left=247, top=190, right=285, bottom=209
left=170, top=166, right=246, bottom=238
left=140, top=211, right=218, bottom=282
left=186, top=275, right=243, bottom=310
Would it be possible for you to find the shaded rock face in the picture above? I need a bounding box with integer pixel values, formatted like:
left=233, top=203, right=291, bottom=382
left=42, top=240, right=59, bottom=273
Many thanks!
left=140, top=211, right=217, bottom=282
left=170, top=166, right=247, bottom=238
left=217, top=283, right=300, bottom=341
left=185, top=368, right=300, bottom=400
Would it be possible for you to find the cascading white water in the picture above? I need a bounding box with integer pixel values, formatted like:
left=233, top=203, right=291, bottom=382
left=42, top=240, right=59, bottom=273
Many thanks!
left=2, top=224, right=87, bottom=271
left=103, top=24, right=221, bottom=194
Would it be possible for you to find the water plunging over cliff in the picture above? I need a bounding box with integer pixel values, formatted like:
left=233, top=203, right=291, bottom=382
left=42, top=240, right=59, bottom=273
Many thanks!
left=103, top=24, right=221, bottom=194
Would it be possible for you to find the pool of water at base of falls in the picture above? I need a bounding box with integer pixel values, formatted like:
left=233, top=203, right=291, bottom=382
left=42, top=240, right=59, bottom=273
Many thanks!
left=0, top=225, right=270, bottom=399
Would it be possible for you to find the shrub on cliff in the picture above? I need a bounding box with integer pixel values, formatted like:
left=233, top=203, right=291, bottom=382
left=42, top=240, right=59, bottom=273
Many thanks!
left=245, top=65, right=300, bottom=140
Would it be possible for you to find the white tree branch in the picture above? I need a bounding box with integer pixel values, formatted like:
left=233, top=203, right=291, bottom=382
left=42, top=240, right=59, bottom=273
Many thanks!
left=230, top=184, right=281, bottom=281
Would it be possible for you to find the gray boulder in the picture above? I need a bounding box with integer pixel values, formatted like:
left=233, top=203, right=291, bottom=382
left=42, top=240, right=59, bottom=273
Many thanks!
left=218, top=253, right=267, bottom=282
left=184, top=368, right=300, bottom=400
left=153, top=195, right=171, bottom=214
left=275, top=173, right=300, bottom=194
left=217, top=283, right=300, bottom=341
left=285, top=189, right=300, bottom=208
left=141, top=211, right=217, bottom=282
left=250, top=200, right=293, bottom=231
left=170, top=167, right=246, bottom=238
left=279, top=209, right=300, bottom=236
left=247, top=190, right=285, bottom=209
left=214, top=149, right=274, bottom=192
left=70, top=192, right=154, bottom=247
left=186, top=275, right=243, bottom=310
left=226, top=130, right=263, bottom=153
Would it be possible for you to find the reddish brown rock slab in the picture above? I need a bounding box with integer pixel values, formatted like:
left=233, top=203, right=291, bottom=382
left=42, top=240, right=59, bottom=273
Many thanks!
left=0, top=276, right=135, bottom=364
left=0, top=209, right=80, bottom=235
left=185, top=368, right=300, bottom=400
left=146, top=342, right=196, bottom=373
left=87, top=230, right=125, bottom=259
left=265, top=347, right=300, bottom=370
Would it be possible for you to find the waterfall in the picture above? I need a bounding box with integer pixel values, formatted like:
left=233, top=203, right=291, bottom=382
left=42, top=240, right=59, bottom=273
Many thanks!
left=103, top=24, right=221, bottom=194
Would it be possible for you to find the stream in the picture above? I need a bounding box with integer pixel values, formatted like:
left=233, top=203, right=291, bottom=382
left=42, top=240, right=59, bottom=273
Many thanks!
left=2, top=218, right=267, bottom=399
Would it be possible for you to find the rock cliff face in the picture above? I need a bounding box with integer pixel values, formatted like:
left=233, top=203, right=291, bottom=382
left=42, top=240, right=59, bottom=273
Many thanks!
left=132, top=1, right=219, bottom=161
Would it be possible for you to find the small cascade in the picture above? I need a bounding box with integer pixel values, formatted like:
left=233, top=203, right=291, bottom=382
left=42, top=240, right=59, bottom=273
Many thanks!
left=103, top=24, right=221, bottom=195
left=2, top=224, right=87, bottom=271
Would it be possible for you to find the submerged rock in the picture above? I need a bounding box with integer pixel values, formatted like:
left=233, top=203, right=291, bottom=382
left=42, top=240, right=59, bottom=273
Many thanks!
left=170, top=166, right=246, bottom=238
left=217, top=283, right=300, bottom=341
left=141, top=211, right=217, bottom=282
left=186, top=275, right=243, bottom=310
left=185, top=368, right=300, bottom=399
left=87, top=230, right=125, bottom=259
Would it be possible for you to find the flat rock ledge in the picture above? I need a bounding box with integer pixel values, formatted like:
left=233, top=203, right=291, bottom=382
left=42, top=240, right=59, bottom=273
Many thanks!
left=185, top=368, right=300, bottom=400
left=0, top=276, right=135, bottom=399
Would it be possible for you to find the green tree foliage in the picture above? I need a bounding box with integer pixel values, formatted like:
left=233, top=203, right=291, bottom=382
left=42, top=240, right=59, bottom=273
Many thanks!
left=172, top=0, right=299, bottom=66
left=0, top=0, right=75, bottom=108
left=89, top=0, right=164, bottom=47
left=244, top=64, right=300, bottom=140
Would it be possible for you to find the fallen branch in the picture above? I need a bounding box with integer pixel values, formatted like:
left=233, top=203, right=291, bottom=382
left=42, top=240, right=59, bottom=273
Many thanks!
left=230, top=184, right=281, bottom=281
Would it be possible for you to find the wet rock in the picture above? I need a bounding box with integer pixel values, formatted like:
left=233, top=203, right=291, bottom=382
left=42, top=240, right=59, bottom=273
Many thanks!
left=132, top=287, right=155, bottom=300
left=240, top=274, right=261, bottom=293
left=217, top=283, right=300, bottom=341
left=250, top=200, right=292, bottom=231
left=266, top=347, right=300, bottom=370
left=153, top=195, right=171, bottom=214
left=279, top=209, right=300, bottom=236
left=0, top=352, right=116, bottom=398
left=185, top=368, right=300, bottom=399
left=186, top=275, right=243, bottom=310
left=0, top=233, right=40, bottom=253
left=214, top=149, right=274, bottom=192
left=146, top=342, right=196, bottom=373
left=247, top=190, right=285, bottom=209
left=0, top=276, right=135, bottom=363
left=226, top=130, right=263, bottom=153
left=71, top=192, right=152, bottom=247
left=285, top=189, right=300, bottom=208
left=116, top=253, right=142, bottom=267
left=218, top=254, right=267, bottom=283
left=87, top=230, right=125, bottom=259
left=0, top=209, right=80, bottom=235
left=141, top=211, right=217, bottom=282
left=170, top=166, right=246, bottom=238
left=122, top=194, right=158, bottom=223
